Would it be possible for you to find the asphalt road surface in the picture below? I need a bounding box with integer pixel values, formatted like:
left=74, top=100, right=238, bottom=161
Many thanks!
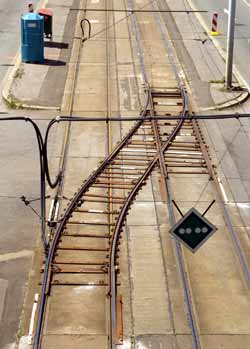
left=0, top=1, right=54, bottom=348
left=189, top=0, right=250, bottom=87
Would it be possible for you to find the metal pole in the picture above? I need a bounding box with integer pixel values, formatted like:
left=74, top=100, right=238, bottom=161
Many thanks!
left=225, top=0, right=236, bottom=89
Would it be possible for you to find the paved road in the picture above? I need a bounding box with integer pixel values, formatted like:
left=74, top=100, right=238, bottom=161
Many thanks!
left=0, top=1, right=55, bottom=348
left=189, top=0, right=250, bottom=87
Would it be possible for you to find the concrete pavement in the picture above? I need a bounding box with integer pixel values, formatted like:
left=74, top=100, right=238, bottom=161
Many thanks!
left=0, top=0, right=77, bottom=347
left=2, top=0, right=78, bottom=109
left=188, top=0, right=250, bottom=90
left=0, top=0, right=40, bottom=86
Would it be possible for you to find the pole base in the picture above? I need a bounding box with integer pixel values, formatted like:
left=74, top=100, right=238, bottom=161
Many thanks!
left=211, top=31, right=219, bottom=36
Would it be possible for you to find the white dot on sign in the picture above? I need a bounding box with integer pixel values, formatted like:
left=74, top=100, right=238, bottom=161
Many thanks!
left=202, top=227, right=208, bottom=233
left=195, top=228, right=201, bottom=234
left=179, top=228, right=185, bottom=234
left=186, top=228, right=192, bottom=234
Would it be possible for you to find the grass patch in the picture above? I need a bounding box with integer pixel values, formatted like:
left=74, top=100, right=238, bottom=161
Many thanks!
left=4, top=93, right=24, bottom=109
left=209, top=78, right=225, bottom=84
left=13, top=67, right=25, bottom=80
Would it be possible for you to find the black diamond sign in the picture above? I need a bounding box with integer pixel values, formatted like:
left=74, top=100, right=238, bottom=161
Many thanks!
left=170, top=207, right=217, bottom=253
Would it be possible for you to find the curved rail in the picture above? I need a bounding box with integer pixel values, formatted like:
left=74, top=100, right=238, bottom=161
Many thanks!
left=109, top=96, right=187, bottom=347
left=33, top=1, right=191, bottom=348
left=33, top=90, right=151, bottom=348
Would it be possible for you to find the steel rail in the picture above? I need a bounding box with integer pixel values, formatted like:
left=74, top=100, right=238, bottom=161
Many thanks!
left=32, top=0, right=115, bottom=346
left=153, top=1, right=201, bottom=347
left=108, top=0, right=198, bottom=348
left=105, top=0, right=116, bottom=346
left=109, top=98, right=187, bottom=347
left=156, top=0, right=250, bottom=286
left=33, top=88, right=151, bottom=347
left=192, top=120, right=250, bottom=285
left=33, top=0, right=249, bottom=347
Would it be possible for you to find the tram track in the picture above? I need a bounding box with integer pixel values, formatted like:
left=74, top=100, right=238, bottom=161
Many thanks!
left=30, top=0, right=250, bottom=348
left=32, top=0, right=198, bottom=347
left=125, top=1, right=200, bottom=348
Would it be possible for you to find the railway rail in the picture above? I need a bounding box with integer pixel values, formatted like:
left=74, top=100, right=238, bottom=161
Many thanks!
left=30, top=0, right=250, bottom=349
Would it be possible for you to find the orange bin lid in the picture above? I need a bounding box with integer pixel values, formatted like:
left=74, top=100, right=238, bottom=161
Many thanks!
left=38, top=9, right=53, bottom=17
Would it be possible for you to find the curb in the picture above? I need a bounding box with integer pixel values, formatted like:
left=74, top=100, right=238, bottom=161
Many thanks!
left=186, top=0, right=250, bottom=100
left=201, top=88, right=250, bottom=111
left=1, top=0, right=60, bottom=111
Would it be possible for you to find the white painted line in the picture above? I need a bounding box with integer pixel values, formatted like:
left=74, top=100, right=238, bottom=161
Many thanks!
left=91, top=0, right=100, bottom=3
left=89, top=209, right=104, bottom=213
left=48, top=199, right=55, bottom=223
left=122, top=148, right=156, bottom=152
left=89, top=19, right=99, bottom=24
left=28, top=294, right=39, bottom=345
left=218, top=178, right=229, bottom=203
left=178, top=70, right=185, bottom=80
left=157, top=102, right=178, bottom=106
left=54, top=202, right=60, bottom=222
left=227, top=202, right=250, bottom=208
left=120, top=166, right=136, bottom=169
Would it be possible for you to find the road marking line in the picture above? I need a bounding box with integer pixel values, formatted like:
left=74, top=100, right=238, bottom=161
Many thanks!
left=218, top=178, right=229, bottom=203
left=227, top=202, right=250, bottom=208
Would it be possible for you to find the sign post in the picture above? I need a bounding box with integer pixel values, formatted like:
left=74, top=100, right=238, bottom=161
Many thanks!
left=225, top=0, right=236, bottom=89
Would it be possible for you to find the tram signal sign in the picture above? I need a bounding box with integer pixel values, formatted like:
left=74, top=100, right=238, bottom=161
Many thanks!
left=170, top=208, right=217, bottom=253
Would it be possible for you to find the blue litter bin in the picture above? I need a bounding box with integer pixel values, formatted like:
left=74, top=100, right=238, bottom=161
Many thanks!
left=21, top=13, right=44, bottom=63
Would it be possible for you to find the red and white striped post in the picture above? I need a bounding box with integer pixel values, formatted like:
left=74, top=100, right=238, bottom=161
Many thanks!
left=211, top=13, right=219, bottom=36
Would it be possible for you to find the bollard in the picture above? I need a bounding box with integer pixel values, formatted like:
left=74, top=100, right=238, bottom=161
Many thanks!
left=211, top=13, right=219, bottom=36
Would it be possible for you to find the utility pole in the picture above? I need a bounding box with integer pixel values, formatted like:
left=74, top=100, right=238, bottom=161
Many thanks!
left=225, top=0, right=236, bottom=89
